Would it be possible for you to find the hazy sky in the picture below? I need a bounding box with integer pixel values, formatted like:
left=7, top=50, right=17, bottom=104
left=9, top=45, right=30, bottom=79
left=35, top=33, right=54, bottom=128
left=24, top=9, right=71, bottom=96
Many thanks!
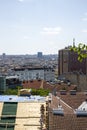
left=0, top=0, right=87, bottom=54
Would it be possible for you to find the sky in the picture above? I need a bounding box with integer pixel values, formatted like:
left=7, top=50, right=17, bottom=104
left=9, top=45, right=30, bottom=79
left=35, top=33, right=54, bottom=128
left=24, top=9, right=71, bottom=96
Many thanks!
left=0, top=0, right=87, bottom=55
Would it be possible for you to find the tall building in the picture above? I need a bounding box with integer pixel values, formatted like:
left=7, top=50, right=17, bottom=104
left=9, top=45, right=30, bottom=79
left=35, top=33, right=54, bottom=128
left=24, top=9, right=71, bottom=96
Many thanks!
left=2, top=53, right=6, bottom=59
left=58, top=47, right=87, bottom=76
left=37, top=52, right=43, bottom=58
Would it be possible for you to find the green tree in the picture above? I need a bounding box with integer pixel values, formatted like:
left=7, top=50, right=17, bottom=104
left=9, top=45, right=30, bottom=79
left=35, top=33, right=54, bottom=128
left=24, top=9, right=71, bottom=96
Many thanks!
left=71, top=43, right=87, bottom=62
left=4, top=89, right=18, bottom=95
left=31, top=88, right=50, bottom=96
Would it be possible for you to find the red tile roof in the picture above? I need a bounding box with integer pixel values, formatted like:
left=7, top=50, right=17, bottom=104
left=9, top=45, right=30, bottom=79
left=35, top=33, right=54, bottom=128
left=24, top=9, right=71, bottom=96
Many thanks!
left=57, top=92, right=87, bottom=109
left=22, top=80, right=76, bottom=92
left=22, top=80, right=87, bottom=130
left=49, top=94, right=87, bottom=130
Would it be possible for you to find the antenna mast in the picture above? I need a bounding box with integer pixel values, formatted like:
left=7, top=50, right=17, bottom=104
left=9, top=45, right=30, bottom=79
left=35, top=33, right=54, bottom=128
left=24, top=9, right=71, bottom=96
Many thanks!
left=73, top=38, right=75, bottom=47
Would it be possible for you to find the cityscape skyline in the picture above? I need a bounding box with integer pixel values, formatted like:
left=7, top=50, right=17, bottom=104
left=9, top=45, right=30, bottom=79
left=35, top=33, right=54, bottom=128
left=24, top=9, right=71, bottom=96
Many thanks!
left=0, top=0, right=87, bottom=54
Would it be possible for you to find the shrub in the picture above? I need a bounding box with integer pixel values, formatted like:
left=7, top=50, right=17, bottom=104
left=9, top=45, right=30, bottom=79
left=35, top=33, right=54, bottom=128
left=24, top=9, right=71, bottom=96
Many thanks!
left=31, top=88, right=50, bottom=96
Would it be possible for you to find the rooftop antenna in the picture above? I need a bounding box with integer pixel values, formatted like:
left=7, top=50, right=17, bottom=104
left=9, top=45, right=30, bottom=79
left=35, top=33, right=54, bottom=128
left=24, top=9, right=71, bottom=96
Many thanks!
left=73, top=38, right=75, bottom=47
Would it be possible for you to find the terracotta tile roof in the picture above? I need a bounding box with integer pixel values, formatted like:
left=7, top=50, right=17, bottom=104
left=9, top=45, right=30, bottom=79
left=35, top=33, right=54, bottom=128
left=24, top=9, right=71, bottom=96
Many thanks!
left=50, top=95, right=74, bottom=114
left=22, top=80, right=76, bottom=92
left=22, top=81, right=87, bottom=130
left=57, top=92, right=87, bottom=109
left=49, top=94, right=87, bottom=130
left=22, top=80, right=42, bottom=89
left=22, top=80, right=55, bottom=91
left=49, top=112, right=87, bottom=130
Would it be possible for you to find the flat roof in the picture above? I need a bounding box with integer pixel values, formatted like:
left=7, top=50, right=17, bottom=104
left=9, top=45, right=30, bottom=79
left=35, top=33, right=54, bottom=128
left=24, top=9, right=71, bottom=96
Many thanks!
left=0, top=95, right=46, bottom=102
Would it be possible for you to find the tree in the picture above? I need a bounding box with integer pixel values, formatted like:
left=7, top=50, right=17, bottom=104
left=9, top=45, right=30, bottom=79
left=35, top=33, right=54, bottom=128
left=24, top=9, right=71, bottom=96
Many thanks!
left=71, top=43, right=87, bottom=62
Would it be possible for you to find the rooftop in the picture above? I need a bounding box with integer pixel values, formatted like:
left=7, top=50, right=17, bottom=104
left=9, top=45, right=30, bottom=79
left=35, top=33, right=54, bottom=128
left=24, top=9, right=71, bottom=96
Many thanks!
left=49, top=93, right=87, bottom=130
left=0, top=95, right=46, bottom=102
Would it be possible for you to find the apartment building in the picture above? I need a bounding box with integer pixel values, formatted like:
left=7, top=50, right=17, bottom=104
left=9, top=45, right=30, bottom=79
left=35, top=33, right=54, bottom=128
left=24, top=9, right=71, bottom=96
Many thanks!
left=13, top=66, right=55, bottom=82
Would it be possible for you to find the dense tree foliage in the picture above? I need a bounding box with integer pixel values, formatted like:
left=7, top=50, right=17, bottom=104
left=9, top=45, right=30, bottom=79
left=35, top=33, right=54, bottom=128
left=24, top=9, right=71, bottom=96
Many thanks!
left=4, top=88, right=18, bottom=95
left=4, top=86, right=22, bottom=95
left=71, top=43, right=87, bottom=62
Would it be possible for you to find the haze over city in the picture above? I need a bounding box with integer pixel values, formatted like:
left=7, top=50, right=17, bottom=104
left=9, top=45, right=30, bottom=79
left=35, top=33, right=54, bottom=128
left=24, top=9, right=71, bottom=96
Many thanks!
left=0, top=0, right=87, bottom=54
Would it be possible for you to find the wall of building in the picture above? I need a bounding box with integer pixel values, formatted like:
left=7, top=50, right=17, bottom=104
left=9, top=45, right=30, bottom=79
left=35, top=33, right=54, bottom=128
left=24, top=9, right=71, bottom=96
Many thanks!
left=14, top=68, right=55, bottom=82
left=62, top=50, right=69, bottom=74
left=6, top=76, right=22, bottom=89
left=65, top=73, right=87, bottom=91
left=15, top=69, right=44, bottom=81
left=58, top=50, right=63, bottom=75
left=0, top=76, right=7, bottom=92
left=44, top=69, right=55, bottom=82
left=58, top=48, right=87, bottom=76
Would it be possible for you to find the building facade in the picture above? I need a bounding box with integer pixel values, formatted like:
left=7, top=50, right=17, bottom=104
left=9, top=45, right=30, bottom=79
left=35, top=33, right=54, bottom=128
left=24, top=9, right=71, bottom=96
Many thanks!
left=37, top=52, right=43, bottom=59
left=0, top=76, right=6, bottom=92
left=13, top=67, right=55, bottom=82
left=6, top=76, right=22, bottom=89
